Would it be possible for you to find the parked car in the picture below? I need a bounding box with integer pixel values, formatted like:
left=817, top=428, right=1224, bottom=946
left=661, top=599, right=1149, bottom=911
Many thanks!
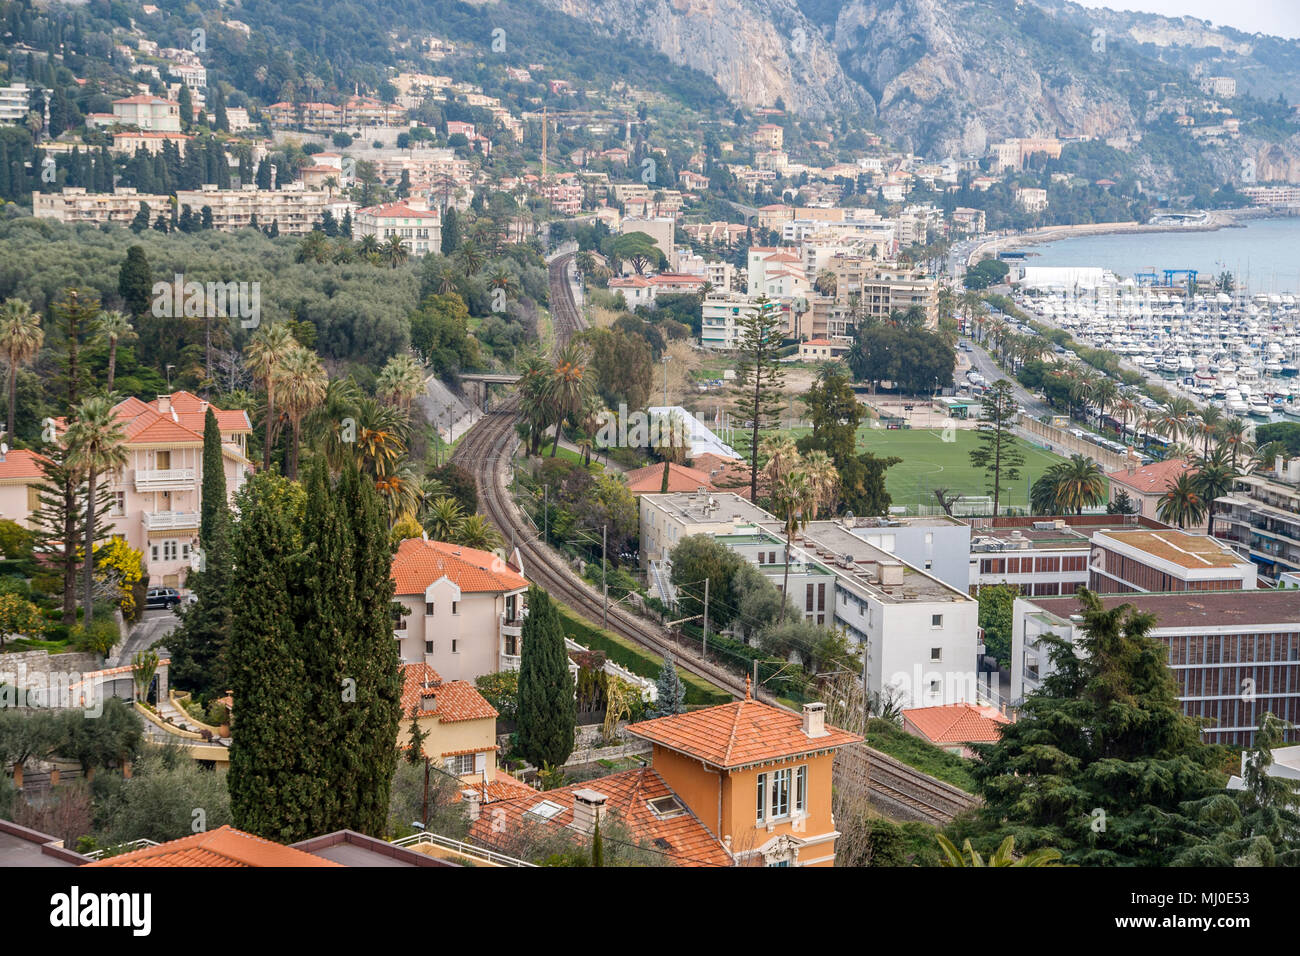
left=145, top=587, right=181, bottom=610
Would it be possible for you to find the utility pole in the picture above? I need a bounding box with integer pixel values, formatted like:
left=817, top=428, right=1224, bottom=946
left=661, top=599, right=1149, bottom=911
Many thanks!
left=601, top=523, right=608, bottom=631
left=421, top=756, right=429, bottom=829
left=702, top=578, right=709, bottom=656
left=543, top=484, right=549, bottom=544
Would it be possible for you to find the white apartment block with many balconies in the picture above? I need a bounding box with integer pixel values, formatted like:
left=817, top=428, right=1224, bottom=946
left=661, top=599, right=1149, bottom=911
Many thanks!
left=353, top=199, right=443, bottom=256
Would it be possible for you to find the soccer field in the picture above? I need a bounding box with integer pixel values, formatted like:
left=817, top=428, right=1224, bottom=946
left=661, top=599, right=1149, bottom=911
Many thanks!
left=784, top=425, right=1072, bottom=513
left=861, top=427, right=1069, bottom=512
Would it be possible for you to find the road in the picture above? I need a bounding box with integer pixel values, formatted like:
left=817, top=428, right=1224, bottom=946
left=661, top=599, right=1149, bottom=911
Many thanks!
left=111, top=608, right=180, bottom=666
left=962, top=338, right=1052, bottom=418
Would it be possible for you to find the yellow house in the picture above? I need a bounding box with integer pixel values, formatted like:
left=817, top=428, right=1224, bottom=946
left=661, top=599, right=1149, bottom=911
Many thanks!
left=624, top=679, right=861, bottom=866
left=400, top=663, right=533, bottom=802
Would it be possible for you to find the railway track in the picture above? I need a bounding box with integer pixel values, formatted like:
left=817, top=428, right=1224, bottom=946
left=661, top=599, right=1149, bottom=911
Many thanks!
left=452, top=250, right=975, bottom=827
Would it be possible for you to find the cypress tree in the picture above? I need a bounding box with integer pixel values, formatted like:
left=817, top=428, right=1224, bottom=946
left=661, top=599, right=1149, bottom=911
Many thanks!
left=405, top=706, right=428, bottom=764
left=340, top=209, right=352, bottom=238
left=169, top=409, right=232, bottom=696
left=0, top=140, right=10, bottom=199
left=228, top=473, right=314, bottom=842
left=213, top=84, right=229, bottom=132
left=117, top=245, right=152, bottom=315
left=178, top=84, right=193, bottom=128
left=516, top=586, right=575, bottom=768
left=650, top=654, right=685, bottom=717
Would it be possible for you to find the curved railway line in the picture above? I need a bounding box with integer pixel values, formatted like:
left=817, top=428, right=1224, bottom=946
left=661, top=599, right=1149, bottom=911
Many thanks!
left=452, top=252, right=978, bottom=827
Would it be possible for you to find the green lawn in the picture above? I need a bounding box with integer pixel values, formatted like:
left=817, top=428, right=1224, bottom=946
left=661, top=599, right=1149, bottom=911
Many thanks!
left=786, top=425, right=1070, bottom=513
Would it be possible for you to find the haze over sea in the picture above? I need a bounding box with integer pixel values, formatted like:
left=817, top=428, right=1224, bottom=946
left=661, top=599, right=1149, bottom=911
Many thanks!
left=1016, top=217, right=1300, bottom=294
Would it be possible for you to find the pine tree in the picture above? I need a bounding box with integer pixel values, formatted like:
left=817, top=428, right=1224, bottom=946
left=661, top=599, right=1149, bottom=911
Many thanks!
left=969, top=379, right=1024, bottom=517
left=650, top=654, right=685, bottom=718
left=516, top=586, right=575, bottom=768
left=118, top=245, right=152, bottom=315
left=440, top=206, right=458, bottom=255
left=405, top=706, right=428, bottom=764
left=970, top=589, right=1222, bottom=865
left=732, top=295, right=786, bottom=500
left=200, top=205, right=213, bottom=230
left=340, top=210, right=353, bottom=238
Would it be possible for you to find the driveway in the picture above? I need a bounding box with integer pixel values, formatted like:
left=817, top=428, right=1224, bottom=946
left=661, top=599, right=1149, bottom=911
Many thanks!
left=113, top=608, right=180, bottom=665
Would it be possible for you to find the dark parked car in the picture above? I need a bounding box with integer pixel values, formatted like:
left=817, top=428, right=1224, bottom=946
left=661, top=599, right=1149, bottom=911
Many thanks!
left=145, top=587, right=181, bottom=610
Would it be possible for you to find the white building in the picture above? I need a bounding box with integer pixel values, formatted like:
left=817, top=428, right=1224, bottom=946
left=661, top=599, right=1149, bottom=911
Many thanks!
left=353, top=199, right=442, bottom=255
left=175, top=183, right=353, bottom=234
left=33, top=187, right=173, bottom=226
left=111, top=95, right=182, bottom=132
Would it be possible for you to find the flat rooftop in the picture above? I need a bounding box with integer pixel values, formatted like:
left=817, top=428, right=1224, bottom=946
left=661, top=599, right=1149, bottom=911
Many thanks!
left=0, top=820, right=87, bottom=867
left=972, top=517, right=1149, bottom=552
left=641, top=492, right=774, bottom=527
left=761, top=520, right=971, bottom=604
left=1028, top=590, right=1300, bottom=630
left=847, top=515, right=968, bottom=530
left=1097, top=529, right=1250, bottom=570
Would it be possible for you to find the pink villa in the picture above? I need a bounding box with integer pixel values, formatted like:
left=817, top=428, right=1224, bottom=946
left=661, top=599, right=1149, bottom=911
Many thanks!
left=0, top=391, right=253, bottom=589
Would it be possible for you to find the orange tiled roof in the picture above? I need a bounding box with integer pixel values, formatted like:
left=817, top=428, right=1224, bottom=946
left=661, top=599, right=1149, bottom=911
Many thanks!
left=902, top=703, right=1009, bottom=745
left=391, top=538, right=527, bottom=594
left=624, top=462, right=714, bottom=495
left=0, top=449, right=47, bottom=481
left=626, top=695, right=861, bottom=769
left=1107, top=458, right=1194, bottom=494
left=399, top=663, right=498, bottom=722
left=459, top=773, right=538, bottom=804
left=85, top=825, right=340, bottom=867
left=467, top=768, right=733, bottom=867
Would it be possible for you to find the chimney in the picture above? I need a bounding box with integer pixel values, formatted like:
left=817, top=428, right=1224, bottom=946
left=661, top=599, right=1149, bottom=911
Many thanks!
left=571, top=789, right=607, bottom=834
left=157, top=394, right=172, bottom=414
left=462, top=788, right=482, bottom=821
left=802, top=701, right=828, bottom=738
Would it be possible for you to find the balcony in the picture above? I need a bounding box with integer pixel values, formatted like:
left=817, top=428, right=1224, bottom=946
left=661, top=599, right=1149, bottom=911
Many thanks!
left=142, top=511, right=200, bottom=532
left=500, top=615, right=523, bottom=639
left=134, top=468, right=196, bottom=492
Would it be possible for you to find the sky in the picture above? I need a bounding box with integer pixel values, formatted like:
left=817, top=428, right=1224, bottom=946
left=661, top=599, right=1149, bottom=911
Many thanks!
left=1075, top=1, right=1300, bottom=39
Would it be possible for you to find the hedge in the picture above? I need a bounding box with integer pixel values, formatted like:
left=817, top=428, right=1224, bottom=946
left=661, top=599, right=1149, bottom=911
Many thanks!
left=554, top=604, right=731, bottom=707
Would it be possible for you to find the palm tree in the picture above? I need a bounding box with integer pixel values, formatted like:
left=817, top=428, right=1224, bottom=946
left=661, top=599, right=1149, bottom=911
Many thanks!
left=1042, top=454, right=1106, bottom=515
left=64, top=396, right=128, bottom=618
left=431, top=263, right=459, bottom=295
left=376, top=353, right=426, bottom=411
left=1158, top=398, right=1196, bottom=445
left=814, top=269, right=837, bottom=297
left=1090, top=377, right=1118, bottom=432
left=1157, top=471, right=1207, bottom=529
left=1196, top=405, right=1223, bottom=460
left=936, top=834, right=1061, bottom=867
left=95, top=311, right=135, bottom=393
left=1138, top=409, right=1162, bottom=452
left=959, top=290, right=984, bottom=340
left=1113, top=396, right=1137, bottom=445
left=275, top=347, right=328, bottom=479
left=544, top=342, right=593, bottom=457
left=380, top=235, right=409, bottom=269
left=1192, top=450, right=1238, bottom=535
left=356, top=234, right=380, bottom=257
left=1217, top=416, right=1250, bottom=468
left=774, top=469, right=815, bottom=623
left=0, top=299, right=44, bottom=442
left=244, top=323, right=298, bottom=471
left=373, top=461, right=422, bottom=525
left=453, top=513, right=503, bottom=551
left=423, top=495, right=465, bottom=541
left=456, top=239, right=486, bottom=278
left=296, top=230, right=331, bottom=264
left=759, top=434, right=801, bottom=491
left=802, top=449, right=839, bottom=518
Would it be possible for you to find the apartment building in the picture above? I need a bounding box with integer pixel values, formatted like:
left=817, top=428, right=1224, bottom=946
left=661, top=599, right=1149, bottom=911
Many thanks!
left=110, top=131, right=193, bottom=156
left=967, top=514, right=1170, bottom=597
left=700, top=291, right=801, bottom=350
left=1088, top=528, right=1257, bottom=594
left=111, top=95, right=182, bottom=132
left=809, top=259, right=939, bottom=339
left=753, top=123, right=784, bottom=149
left=174, top=183, right=354, bottom=235
left=33, top=187, right=173, bottom=226
left=639, top=492, right=981, bottom=709
left=0, top=83, right=46, bottom=124
left=1015, top=187, right=1049, bottom=213
left=1214, top=473, right=1300, bottom=583
left=1200, top=75, right=1237, bottom=98
left=353, top=199, right=442, bottom=255
left=400, top=662, right=505, bottom=786
left=991, top=137, right=1062, bottom=173
left=1011, top=590, right=1300, bottom=745
left=390, top=538, right=529, bottom=680
left=845, top=514, right=973, bottom=592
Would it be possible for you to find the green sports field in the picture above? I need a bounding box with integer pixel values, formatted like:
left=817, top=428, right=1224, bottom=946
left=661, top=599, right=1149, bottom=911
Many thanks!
left=786, top=425, right=1072, bottom=513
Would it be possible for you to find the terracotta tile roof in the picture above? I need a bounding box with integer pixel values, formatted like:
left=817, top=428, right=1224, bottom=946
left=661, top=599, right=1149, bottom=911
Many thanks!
left=391, top=538, right=527, bottom=594
left=624, top=462, right=714, bottom=495
left=85, top=825, right=341, bottom=867
left=108, top=392, right=250, bottom=447
left=0, top=449, right=47, bottom=481
left=466, top=768, right=732, bottom=867
left=399, top=663, right=498, bottom=722
left=626, top=696, right=861, bottom=769
left=357, top=201, right=440, bottom=219
left=159, top=390, right=252, bottom=433
left=459, top=773, right=538, bottom=804
left=902, top=703, right=1009, bottom=745
left=1107, top=458, right=1194, bottom=495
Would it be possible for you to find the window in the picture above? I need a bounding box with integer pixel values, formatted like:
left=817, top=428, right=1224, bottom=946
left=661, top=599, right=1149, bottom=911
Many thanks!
left=929, top=680, right=941, bottom=696
left=805, top=583, right=814, bottom=612
left=930, top=647, right=942, bottom=662
left=111, top=491, right=126, bottom=516
left=425, top=602, right=434, bottom=616
left=424, top=641, right=433, bottom=654
left=817, top=582, right=826, bottom=612
left=27, top=485, right=40, bottom=513
left=924, top=560, right=933, bottom=570
left=931, top=614, right=943, bottom=628
left=794, top=765, right=807, bottom=814
left=452, top=601, right=459, bottom=615
left=769, top=768, right=791, bottom=819
left=448, top=753, right=476, bottom=775
left=451, top=639, right=459, bottom=654
left=755, top=774, right=766, bottom=823
left=758, top=552, right=765, bottom=564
